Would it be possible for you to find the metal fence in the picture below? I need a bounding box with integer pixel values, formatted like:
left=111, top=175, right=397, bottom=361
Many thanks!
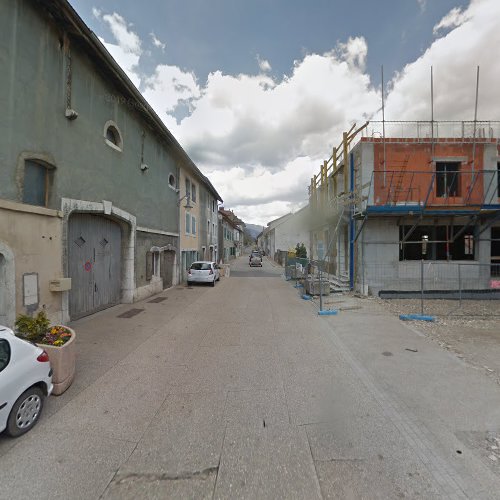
left=365, top=261, right=500, bottom=317
left=281, top=253, right=341, bottom=313
left=279, top=250, right=500, bottom=317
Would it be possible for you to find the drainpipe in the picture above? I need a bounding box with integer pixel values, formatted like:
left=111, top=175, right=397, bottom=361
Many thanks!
left=349, top=152, right=355, bottom=291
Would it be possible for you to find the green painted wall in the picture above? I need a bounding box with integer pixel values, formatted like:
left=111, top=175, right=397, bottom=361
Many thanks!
left=0, top=0, right=179, bottom=232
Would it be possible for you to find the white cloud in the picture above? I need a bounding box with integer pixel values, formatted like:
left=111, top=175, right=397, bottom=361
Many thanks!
left=417, top=0, right=427, bottom=13
left=150, top=32, right=166, bottom=51
left=101, top=12, right=142, bottom=55
left=385, top=0, right=500, bottom=121
left=257, top=56, right=272, bottom=72
left=98, top=36, right=141, bottom=88
left=433, top=7, right=469, bottom=34
left=93, top=9, right=142, bottom=87
left=90, top=1, right=500, bottom=225
left=143, top=64, right=200, bottom=115
left=162, top=37, right=378, bottom=174
left=336, top=36, right=368, bottom=71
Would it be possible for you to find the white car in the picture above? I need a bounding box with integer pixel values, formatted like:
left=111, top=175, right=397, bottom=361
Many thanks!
left=0, top=326, right=53, bottom=437
left=187, top=261, right=220, bottom=286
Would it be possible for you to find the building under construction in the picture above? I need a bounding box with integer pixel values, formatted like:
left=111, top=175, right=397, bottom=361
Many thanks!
left=309, top=120, right=500, bottom=295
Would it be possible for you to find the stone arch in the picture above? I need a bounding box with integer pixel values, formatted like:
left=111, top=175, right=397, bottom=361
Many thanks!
left=61, top=198, right=136, bottom=322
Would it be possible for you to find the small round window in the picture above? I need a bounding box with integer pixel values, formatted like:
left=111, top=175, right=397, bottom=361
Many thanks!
left=168, top=174, right=176, bottom=188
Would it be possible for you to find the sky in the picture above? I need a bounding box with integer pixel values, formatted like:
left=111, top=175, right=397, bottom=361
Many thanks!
left=69, top=0, right=500, bottom=226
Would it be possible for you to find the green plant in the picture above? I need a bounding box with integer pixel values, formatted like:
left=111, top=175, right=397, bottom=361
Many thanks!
left=295, top=242, right=307, bottom=259
left=15, top=311, right=51, bottom=342
left=15, top=310, right=72, bottom=346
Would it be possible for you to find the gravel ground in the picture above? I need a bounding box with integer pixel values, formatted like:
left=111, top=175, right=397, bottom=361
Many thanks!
left=377, top=298, right=500, bottom=386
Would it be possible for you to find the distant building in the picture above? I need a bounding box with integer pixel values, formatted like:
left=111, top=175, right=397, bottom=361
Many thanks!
left=218, top=209, right=244, bottom=262
left=261, top=207, right=310, bottom=261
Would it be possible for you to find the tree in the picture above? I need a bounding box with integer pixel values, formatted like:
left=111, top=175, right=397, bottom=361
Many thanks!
left=295, top=242, right=307, bottom=259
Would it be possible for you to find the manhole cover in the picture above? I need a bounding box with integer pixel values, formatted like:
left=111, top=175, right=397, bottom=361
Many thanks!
left=117, top=308, right=144, bottom=318
left=148, top=297, right=167, bottom=303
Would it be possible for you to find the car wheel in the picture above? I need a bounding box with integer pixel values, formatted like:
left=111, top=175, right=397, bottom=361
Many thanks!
left=187, top=281, right=192, bottom=286
left=6, top=387, right=44, bottom=437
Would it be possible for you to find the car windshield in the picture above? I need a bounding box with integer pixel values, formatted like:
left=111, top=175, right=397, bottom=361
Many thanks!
left=191, top=263, right=211, bottom=270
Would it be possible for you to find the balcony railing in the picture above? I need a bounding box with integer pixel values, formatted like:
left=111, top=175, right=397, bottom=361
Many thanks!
left=362, top=120, right=500, bottom=142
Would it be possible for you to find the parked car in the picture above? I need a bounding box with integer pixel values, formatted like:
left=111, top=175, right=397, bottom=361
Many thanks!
left=187, top=261, right=220, bottom=286
left=0, top=326, right=53, bottom=437
left=250, top=253, right=263, bottom=267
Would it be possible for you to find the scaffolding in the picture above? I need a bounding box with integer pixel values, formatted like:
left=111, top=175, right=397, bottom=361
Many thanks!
left=309, top=119, right=500, bottom=292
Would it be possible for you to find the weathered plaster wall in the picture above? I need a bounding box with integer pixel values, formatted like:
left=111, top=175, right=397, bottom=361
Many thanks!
left=0, top=201, right=63, bottom=326
left=0, top=1, right=179, bottom=233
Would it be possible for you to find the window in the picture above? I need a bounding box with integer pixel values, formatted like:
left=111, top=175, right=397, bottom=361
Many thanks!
left=191, top=183, right=197, bottom=203
left=0, top=339, right=11, bottom=372
left=399, top=225, right=475, bottom=261
left=168, top=174, right=176, bottom=188
left=208, top=221, right=210, bottom=238
left=212, top=200, right=216, bottom=212
left=190, top=262, right=211, bottom=270
left=436, top=162, right=460, bottom=197
left=192, top=216, right=196, bottom=235
left=185, top=178, right=191, bottom=199
left=23, top=160, right=50, bottom=207
left=104, top=121, right=123, bottom=151
left=185, top=212, right=191, bottom=234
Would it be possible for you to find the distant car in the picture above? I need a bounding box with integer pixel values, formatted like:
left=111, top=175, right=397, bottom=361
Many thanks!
left=187, top=261, right=220, bottom=286
left=250, top=253, right=263, bottom=267
left=0, top=326, right=53, bottom=437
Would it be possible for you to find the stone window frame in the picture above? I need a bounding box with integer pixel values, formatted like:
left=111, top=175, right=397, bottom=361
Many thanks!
left=103, top=120, right=123, bottom=152
left=168, top=173, right=177, bottom=191
left=16, top=153, right=57, bottom=208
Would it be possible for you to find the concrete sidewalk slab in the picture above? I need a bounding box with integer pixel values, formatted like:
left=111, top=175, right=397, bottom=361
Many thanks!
left=0, top=427, right=135, bottom=500
left=119, top=392, right=227, bottom=476
left=214, top=424, right=322, bottom=500
left=224, top=388, right=290, bottom=429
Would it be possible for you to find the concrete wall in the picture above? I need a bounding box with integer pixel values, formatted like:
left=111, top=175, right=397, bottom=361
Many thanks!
left=357, top=218, right=493, bottom=294
left=0, top=200, right=63, bottom=327
left=274, top=207, right=310, bottom=256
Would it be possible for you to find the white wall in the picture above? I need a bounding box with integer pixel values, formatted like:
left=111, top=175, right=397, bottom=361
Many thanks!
left=274, top=208, right=310, bottom=256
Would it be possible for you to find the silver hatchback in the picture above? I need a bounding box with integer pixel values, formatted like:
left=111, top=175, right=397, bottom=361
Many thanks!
left=187, top=261, right=220, bottom=286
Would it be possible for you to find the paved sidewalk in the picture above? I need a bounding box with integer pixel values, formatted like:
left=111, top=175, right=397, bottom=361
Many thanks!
left=1, top=256, right=500, bottom=499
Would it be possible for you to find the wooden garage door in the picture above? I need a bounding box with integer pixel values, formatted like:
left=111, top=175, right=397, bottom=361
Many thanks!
left=68, top=214, right=122, bottom=319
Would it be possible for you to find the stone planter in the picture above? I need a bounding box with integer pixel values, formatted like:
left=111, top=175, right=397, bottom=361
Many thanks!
left=38, top=326, right=76, bottom=396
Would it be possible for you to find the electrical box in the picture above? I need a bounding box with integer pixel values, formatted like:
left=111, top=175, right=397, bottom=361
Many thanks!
left=49, top=278, right=72, bottom=292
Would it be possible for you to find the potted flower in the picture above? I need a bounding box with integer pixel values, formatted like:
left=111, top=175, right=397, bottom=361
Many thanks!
left=15, top=311, right=76, bottom=395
